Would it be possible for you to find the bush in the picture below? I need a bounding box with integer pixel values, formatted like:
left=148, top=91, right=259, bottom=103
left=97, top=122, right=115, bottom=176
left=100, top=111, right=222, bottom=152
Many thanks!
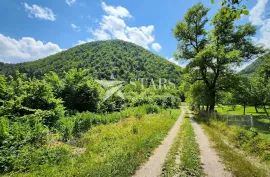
left=100, top=112, right=122, bottom=124
left=129, top=94, right=180, bottom=109
left=0, top=116, right=49, bottom=173
left=0, top=117, right=9, bottom=145
left=34, top=108, right=65, bottom=128
left=73, top=112, right=93, bottom=137
left=143, top=104, right=160, bottom=114
left=57, top=117, right=74, bottom=142
left=131, top=96, right=153, bottom=107
left=60, top=69, right=103, bottom=113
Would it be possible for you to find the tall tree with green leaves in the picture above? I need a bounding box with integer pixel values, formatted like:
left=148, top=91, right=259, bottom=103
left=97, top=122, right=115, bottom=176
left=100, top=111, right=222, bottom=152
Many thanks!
left=251, top=57, right=270, bottom=116
left=232, top=76, right=252, bottom=115
left=174, top=3, right=262, bottom=111
left=211, top=0, right=249, bottom=19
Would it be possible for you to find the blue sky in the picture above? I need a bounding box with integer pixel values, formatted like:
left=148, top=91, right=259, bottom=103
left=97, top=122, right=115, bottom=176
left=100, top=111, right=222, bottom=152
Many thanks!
left=0, top=0, right=269, bottom=68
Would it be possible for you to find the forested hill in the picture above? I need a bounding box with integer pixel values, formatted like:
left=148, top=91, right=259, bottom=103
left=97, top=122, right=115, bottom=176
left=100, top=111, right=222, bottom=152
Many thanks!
left=0, top=40, right=182, bottom=83
left=240, top=53, right=270, bottom=75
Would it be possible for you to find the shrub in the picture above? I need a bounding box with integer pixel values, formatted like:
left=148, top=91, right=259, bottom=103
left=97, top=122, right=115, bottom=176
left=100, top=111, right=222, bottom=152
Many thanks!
left=0, top=116, right=49, bottom=173
left=57, top=117, right=74, bottom=142
left=60, top=69, right=103, bottom=113
left=73, top=112, right=93, bottom=137
left=0, top=117, right=9, bottom=145
left=143, top=104, right=160, bottom=114
left=133, top=97, right=153, bottom=107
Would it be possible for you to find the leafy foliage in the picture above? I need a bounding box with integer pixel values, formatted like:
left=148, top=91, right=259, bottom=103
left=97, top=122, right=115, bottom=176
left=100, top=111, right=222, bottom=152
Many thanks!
left=211, top=0, right=249, bottom=19
left=174, top=2, right=263, bottom=111
left=0, top=65, right=181, bottom=175
left=13, top=109, right=181, bottom=176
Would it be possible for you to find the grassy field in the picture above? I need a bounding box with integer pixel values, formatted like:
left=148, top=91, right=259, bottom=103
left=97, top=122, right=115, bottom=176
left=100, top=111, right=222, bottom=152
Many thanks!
left=216, top=105, right=270, bottom=140
left=194, top=112, right=270, bottom=177
left=162, top=113, right=203, bottom=177
left=7, top=109, right=181, bottom=177
left=216, top=105, right=267, bottom=116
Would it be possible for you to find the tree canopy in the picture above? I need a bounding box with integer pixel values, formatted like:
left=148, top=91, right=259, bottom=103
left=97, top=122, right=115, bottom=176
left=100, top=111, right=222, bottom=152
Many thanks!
left=174, top=2, right=263, bottom=111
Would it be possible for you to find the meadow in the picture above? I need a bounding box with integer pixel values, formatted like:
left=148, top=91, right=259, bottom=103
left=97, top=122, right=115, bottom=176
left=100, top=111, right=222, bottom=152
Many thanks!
left=4, top=109, right=181, bottom=177
left=216, top=105, right=270, bottom=140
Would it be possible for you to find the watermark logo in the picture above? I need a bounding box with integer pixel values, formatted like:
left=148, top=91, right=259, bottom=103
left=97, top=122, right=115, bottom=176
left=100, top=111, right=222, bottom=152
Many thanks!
left=96, top=79, right=125, bottom=102
left=96, top=74, right=176, bottom=102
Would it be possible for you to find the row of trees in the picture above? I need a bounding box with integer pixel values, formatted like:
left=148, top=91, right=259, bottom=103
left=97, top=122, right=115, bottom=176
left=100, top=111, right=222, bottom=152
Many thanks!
left=231, top=57, right=270, bottom=115
left=182, top=55, right=270, bottom=115
left=0, top=68, right=182, bottom=121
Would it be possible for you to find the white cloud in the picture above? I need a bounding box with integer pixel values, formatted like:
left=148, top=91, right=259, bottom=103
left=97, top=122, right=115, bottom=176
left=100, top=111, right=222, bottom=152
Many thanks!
left=166, top=57, right=188, bottom=67
left=100, top=15, right=128, bottom=40
left=101, top=2, right=132, bottom=18
left=0, top=34, right=62, bottom=63
left=66, top=0, right=76, bottom=6
left=80, top=2, right=160, bottom=50
left=249, top=0, right=268, bottom=25
left=88, top=28, right=112, bottom=41
left=151, top=43, right=162, bottom=52
left=126, top=26, right=155, bottom=49
left=249, top=0, right=270, bottom=48
left=76, top=38, right=94, bottom=45
left=257, top=19, right=270, bottom=48
left=23, top=3, right=56, bottom=21
left=71, top=24, right=81, bottom=32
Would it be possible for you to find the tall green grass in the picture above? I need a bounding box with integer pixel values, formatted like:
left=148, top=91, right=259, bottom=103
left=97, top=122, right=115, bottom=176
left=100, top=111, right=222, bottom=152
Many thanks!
left=57, top=104, right=162, bottom=140
left=201, top=124, right=268, bottom=177
left=7, top=109, right=181, bottom=177
left=194, top=113, right=269, bottom=177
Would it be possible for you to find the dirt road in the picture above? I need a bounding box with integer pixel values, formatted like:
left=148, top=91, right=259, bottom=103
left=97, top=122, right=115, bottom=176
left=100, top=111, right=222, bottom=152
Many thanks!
left=133, top=109, right=186, bottom=177
left=188, top=110, right=231, bottom=177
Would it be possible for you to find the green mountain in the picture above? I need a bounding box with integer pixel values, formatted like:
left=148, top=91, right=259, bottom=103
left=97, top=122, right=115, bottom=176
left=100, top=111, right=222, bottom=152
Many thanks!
left=0, top=40, right=182, bottom=83
left=240, top=53, right=270, bottom=75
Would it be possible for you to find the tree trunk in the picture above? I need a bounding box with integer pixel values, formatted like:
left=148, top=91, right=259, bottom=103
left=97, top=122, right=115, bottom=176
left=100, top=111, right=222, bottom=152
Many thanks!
left=243, top=103, right=246, bottom=115
left=255, top=105, right=258, bottom=113
left=263, top=105, right=269, bottom=117
left=208, top=90, right=216, bottom=112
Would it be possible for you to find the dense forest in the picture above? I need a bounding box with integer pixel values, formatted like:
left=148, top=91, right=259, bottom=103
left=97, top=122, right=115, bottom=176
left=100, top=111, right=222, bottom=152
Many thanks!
left=0, top=40, right=182, bottom=84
